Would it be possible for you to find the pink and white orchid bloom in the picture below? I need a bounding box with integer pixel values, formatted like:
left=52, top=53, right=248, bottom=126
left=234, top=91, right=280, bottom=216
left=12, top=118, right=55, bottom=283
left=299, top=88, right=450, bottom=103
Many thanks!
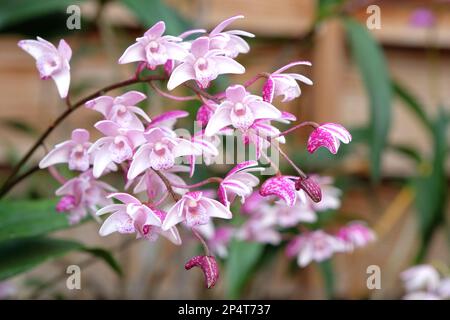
left=307, top=123, right=352, bottom=154
left=188, top=130, right=220, bottom=177
left=162, top=191, right=232, bottom=229
left=18, top=37, right=71, bottom=98
left=127, top=127, right=201, bottom=178
left=39, top=129, right=91, bottom=171
left=401, top=265, right=441, bottom=293
left=205, top=85, right=282, bottom=136
left=263, top=61, right=313, bottom=103
left=85, top=91, right=150, bottom=130
left=286, top=230, right=343, bottom=267
left=209, top=15, right=255, bottom=58
left=89, top=120, right=145, bottom=178
left=167, top=37, right=245, bottom=90
left=55, top=170, right=115, bottom=224
left=336, top=222, right=376, bottom=252
left=218, top=160, right=263, bottom=207
left=97, top=193, right=181, bottom=245
left=118, top=21, right=188, bottom=70
left=236, top=208, right=281, bottom=245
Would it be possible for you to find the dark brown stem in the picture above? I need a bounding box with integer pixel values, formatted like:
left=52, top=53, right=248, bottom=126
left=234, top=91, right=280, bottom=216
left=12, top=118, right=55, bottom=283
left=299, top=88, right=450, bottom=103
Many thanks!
left=151, top=168, right=180, bottom=202
left=0, top=75, right=168, bottom=198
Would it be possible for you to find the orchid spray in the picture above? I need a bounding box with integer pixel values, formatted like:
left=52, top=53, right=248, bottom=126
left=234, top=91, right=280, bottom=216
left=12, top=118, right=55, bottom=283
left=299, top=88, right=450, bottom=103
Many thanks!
left=4, top=15, right=375, bottom=289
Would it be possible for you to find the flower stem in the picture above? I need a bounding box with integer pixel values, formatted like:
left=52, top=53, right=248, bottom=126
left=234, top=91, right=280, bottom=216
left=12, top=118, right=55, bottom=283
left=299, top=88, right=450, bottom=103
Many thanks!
left=271, top=142, right=307, bottom=179
left=151, top=169, right=180, bottom=202
left=150, top=81, right=198, bottom=101
left=170, top=177, right=223, bottom=189
left=274, top=121, right=319, bottom=138
left=192, top=227, right=210, bottom=256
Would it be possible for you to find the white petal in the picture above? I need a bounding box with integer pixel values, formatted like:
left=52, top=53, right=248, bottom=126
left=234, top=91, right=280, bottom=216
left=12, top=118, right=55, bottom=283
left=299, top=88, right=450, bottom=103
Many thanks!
left=167, top=62, right=195, bottom=90
left=118, top=42, right=145, bottom=64
left=204, top=104, right=233, bottom=136
left=51, top=67, right=70, bottom=98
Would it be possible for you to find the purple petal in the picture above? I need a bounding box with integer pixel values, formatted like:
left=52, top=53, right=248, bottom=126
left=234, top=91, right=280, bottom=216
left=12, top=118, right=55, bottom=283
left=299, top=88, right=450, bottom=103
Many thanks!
left=116, top=91, right=146, bottom=106
left=149, top=110, right=189, bottom=128
left=190, top=37, right=210, bottom=58
left=259, top=176, right=296, bottom=207
left=225, top=84, right=247, bottom=102
left=307, top=127, right=338, bottom=154
left=185, top=255, right=219, bottom=289
left=226, top=160, right=258, bottom=177
left=262, top=77, right=274, bottom=102
left=210, top=15, right=244, bottom=35
left=71, top=128, right=90, bottom=143
left=144, top=21, right=166, bottom=38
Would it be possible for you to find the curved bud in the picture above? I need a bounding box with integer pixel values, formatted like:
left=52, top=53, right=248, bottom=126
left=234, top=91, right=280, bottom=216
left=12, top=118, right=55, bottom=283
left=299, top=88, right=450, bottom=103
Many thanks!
left=185, top=255, right=219, bottom=289
left=295, top=176, right=322, bottom=203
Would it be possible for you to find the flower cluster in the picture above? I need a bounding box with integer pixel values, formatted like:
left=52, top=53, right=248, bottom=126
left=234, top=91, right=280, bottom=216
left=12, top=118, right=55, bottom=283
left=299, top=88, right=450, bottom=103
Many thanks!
left=20, top=15, right=369, bottom=288
left=401, top=264, right=450, bottom=300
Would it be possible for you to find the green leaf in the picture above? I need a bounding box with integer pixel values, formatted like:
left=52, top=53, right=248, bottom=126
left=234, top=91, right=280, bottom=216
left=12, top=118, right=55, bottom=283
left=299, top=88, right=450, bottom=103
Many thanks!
left=344, top=18, right=392, bottom=182
left=120, top=0, right=190, bottom=35
left=388, top=144, right=422, bottom=164
left=0, top=237, right=123, bottom=280
left=393, top=81, right=433, bottom=132
left=413, top=108, right=448, bottom=262
left=0, top=0, right=83, bottom=30
left=0, top=119, right=37, bottom=136
left=318, top=260, right=335, bottom=299
left=0, top=199, right=70, bottom=242
left=0, top=237, right=83, bottom=280
left=82, top=247, right=123, bottom=276
left=225, top=240, right=264, bottom=299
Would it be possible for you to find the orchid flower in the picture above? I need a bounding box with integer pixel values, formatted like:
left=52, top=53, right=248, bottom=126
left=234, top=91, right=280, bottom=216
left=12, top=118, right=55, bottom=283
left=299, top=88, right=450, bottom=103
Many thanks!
left=307, top=123, right=352, bottom=154
left=39, top=129, right=91, bottom=171
left=162, top=191, right=232, bottom=229
left=85, top=91, right=151, bottom=130
left=286, top=230, right=343, bottom=267
left=55, top=170, right=115, bottom=224
left=18, top=37, right=71, bottom=98
left=209, top=15, right=255, bottom=58
left=401, top=265, right=441, bottom=293
left=118, top=21, right=188, bottom=70
left=89, top=120, right=145, bottom=178
left=336, top=222, right=376, bottom=252
left=205, top=84, right=282, bottom=136
left=167, top=37, right=245, bottom=90
left=218, top=160, right=263, bottom=207
left=97, top=193, right=181, bottom=245
left=127, top=127, right=201, bottom=178
left=262, top=61, right=313, bottom=103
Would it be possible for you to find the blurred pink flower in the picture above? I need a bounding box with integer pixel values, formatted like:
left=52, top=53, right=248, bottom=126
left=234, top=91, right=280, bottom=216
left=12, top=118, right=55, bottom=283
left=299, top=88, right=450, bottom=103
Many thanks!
left=401, top=265, right=441, bottom=292
left=39, top=129, right=91, bottom=171
left=55, top=170, right=115, bottom=224
left=205, top=84, right=281, bottom=136
left=185, top=255, right=219, bottom=289
left=97, top=193, right=181, bottom=244
left=336, top=222, right=376, bottom=252
left=196, top=222, right=234, bottom=258
left=162, top=191, right=232, bottom=229
left=209, top=15, right=255, bottom=58
left=307, top=123, right=352, bottom=154
left=18, top=37, right=71, bottom=98
left=218, top=160, right=262, bottom=207
left=263, top=61, right=313, bottom=103
left=236, top=208, right=281, bottom=245
left=410, top=8, right=436, bottom=28
left=286, top=230, right=342, bottom=267
left=167, top=37, right=245, bottom=90
left=85, top=91, right=150, bottom=130
left=118, top=21, right=188, bottom=69
left=89, top=120, right=145, bottom=178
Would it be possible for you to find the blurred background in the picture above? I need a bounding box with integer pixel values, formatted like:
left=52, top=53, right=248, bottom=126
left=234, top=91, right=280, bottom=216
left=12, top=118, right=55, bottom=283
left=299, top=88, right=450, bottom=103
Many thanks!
left=0, top=0, right=449, bottom=299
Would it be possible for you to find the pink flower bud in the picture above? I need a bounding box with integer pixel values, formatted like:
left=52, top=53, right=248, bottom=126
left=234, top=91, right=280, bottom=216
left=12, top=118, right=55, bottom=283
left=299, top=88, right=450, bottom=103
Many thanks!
left=259, top=176, right=296, bottom=207
left=56, top=195, right=76, bottom=212
left=295, top=176, right=322, bottom=203
left=164, top=59, right=174, bottom=75
left=196, top=104, right=214, bottom=127
left=185, top=255, right=219, bottom=289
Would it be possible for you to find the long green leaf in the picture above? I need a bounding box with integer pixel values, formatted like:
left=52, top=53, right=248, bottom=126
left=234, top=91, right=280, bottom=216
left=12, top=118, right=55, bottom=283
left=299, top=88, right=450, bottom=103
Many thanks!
left=225, top=240, right=264, bottom=299
left=0, top=237, right=83, bottom=280
left=0, top=237, right=123, bottom=280
left=344, top=18, right=392, bottom=182
left=120, top=0, right=190, bottom=35
left=393, top=81, right=433, bottom=132
left=413, top=108, right=448, bottom=262
left=0, top=199, right=70, bottom=242
left=82, top=247, right=123, bottom=276
left=0, top=0, right=83, bottom=30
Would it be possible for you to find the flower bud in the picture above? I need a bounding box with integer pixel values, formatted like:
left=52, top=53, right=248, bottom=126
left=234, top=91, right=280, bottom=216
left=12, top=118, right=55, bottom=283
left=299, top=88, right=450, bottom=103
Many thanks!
left=295, top=176, right=322, bottom=203
left=185, top=255, right=219, bottom=289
